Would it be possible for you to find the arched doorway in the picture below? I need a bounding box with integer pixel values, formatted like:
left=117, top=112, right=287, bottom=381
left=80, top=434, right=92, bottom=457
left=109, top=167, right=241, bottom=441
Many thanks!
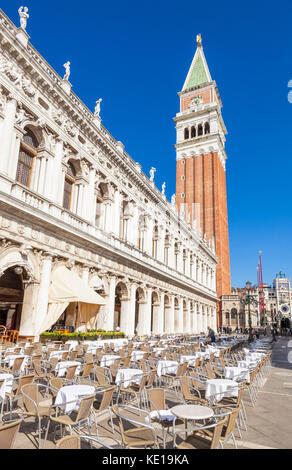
left=114, top=282, right=129, bottom=333
left=135, top=287, right=146, bottom=335
left=0, top=266, right=28, bottom=330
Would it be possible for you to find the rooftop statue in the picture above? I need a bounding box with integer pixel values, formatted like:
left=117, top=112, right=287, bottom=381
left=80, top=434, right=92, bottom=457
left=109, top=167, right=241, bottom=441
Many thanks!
left=94, top=98, right=102, bottom=117
left=149, top=167, right=156, bottom=182
left=63, top=61, right=71, bottom=81
left=18, top=6, right=29, bottom=30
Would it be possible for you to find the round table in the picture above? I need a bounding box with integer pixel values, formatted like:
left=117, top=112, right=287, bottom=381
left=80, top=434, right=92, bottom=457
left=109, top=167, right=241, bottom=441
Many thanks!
left=54, top=361, right=81, bottom=377
left=205, top=378, right=238, bottom=403
left=224, top=366, right=250, bottom=383
left=115, top=368, right=143, bottom=388
left=100, top=355, right=120, bottom=367
left=55, top=384, right=96, bottom=413
left=171, top=404, right=214, bottom=420
left=171, top=404, right=214, bottom=440
left=0, top=373, right=13, bottom=399
left=157, top=360, right=178, bottom=377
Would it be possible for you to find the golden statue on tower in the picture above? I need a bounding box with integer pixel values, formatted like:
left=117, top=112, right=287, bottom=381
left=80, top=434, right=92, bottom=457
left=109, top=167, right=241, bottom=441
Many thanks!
left=197, top=33, right=202, bottom=45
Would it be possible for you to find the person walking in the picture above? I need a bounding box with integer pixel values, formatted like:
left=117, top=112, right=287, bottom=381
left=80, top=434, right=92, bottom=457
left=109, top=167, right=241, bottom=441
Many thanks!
left=207, top=326, right=216, bottom=343
left=272, top=324, right=277, bottom=342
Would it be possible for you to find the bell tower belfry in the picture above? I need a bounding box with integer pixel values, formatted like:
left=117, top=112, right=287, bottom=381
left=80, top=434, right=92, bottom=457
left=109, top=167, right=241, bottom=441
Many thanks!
left=175, top=34, right=231, bottom=324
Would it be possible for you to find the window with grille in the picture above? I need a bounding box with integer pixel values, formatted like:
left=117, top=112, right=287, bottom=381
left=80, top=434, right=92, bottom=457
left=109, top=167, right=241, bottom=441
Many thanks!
left=63, top=162, right=76, bottom=210
left=16, top=130, right=38, bottom=187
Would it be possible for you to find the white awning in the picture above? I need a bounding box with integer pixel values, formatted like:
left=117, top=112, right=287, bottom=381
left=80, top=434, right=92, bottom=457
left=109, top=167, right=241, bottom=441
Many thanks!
left=36, top=265, right=105, bottom=335
left=49, top=265, right=105, bottom=305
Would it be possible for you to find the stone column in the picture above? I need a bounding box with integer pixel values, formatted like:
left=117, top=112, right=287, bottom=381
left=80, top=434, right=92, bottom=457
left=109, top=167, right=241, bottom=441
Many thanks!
left=20, top=254, right=52, bottom=339
left=178, top=297, right=184, bottom=333
left=104, top=276, right=116, bottom=331
left=157, top=293, right=165, bottom=334
left=186, top=300, right=191, bottom=333
left=0, top=97, right=17, bottom=177
left=126, top=283, right=136, bottom=336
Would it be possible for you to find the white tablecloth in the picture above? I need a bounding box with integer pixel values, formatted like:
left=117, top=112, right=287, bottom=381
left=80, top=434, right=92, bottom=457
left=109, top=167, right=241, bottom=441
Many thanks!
left=55, top=361, right=81, bottom=377
left=153, top=348, right=166, bottom=357
left=224, top=366, right=250, bottom=383
left=49, top=351, right=65, bottom=360
left=0, top=373, right=13, bottom=399
left=65, top=341, right=79, bottom=351
left=100, top=355, right=120, bottom=367
left=131, top=351, right=146, bottom=362
left=205, top=379, right=238, bottom=402
left=180, top=355, right=199, bottom=366
left=238, top=360, right=257, bottom=369
left=115, top=368, right=143, bottom=388
left=157, top=360, right=178, bottom=377
left=55, top=384, right=95, bottom=413
left=4, top=355, right=29, bottom=372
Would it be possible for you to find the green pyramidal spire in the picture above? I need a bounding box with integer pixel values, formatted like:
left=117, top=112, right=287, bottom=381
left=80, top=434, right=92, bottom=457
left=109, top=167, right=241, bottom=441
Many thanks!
left=182, top=34, right=212, bottom=92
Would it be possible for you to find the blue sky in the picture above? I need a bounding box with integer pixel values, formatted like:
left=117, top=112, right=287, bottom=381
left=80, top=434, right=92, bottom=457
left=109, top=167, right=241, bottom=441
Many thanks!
left=2, top=0, right=292, bottom=287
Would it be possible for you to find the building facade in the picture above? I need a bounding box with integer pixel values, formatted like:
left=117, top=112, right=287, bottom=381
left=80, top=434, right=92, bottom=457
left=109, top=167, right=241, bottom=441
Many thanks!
left=175, top=35, right=231, bottom=328
left=221, top=272, right=292, bottom=329
left=0, top=9, right=218, bottom=339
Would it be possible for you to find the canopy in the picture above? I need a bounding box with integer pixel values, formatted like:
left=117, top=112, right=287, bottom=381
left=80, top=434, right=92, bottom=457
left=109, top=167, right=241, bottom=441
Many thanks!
left=36, top=265, right=105, bottom=335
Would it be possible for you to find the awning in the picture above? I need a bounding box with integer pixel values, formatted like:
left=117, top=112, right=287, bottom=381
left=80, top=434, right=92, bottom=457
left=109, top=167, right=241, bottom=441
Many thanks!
left=36, top=265, right=105, bottom=335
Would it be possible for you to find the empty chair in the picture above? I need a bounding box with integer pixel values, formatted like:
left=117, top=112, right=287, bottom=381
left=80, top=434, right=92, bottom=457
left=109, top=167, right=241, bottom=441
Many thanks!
left=92, top=386, right=116, bottom=436
left=0, top=418, right=22, bottom=449
left=111, top=404, right=159, bottom=449
left=176, top=416, right=227, bottom=449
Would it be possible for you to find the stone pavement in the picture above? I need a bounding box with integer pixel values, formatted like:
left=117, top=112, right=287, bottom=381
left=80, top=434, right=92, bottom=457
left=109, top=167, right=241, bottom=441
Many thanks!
left=233, top=336, right=292, bottom=449
left=4, top=336, right=292, bottom=449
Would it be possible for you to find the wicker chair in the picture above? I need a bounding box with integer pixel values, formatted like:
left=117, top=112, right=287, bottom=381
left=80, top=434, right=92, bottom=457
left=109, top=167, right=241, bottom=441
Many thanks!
left=0, top=418, right=22, bottom=449
left=56, top=434, right=116, bottom=449
left=92, top=385, right=116, bottom=436
left=21, top=383, right=55, bottom=449
left=44, top=393, right=96, bottom=447
left=176, top=416, right=227, bottom=449
left=5, top=374, right=35, bottom=419
left=111, top=404, right=159, bottom=449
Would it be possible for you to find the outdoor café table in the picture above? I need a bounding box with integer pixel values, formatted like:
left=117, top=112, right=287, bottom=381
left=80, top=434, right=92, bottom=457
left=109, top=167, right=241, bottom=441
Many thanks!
left=171, top=404, right=214, bottom=439
left=49, top=350, right=65, bottom=360
left=224, top=366, right=250, bottom=383
left=55, top=384, right=96, bottom=414
left=55, top=361, right=82, bottom=377
left=237, top=360, right=257, bottom=370
left=4, top=355, right=29, bottom=372
left=157, top=360, right=178, bottom=377
left=180, top=355, right=199, bottom=366
left=100, top=355, right=120, bottom=367
left=65, top=341, right=78, bottom=351
left=245, top=352, right=266, bottom=361
left=115, top=368, right=143, bottom=388
left=205, top=379, right=238, bottom=403
left=153, top=348, right=166, bottom=357
left=0, top=373, right=13, bottom=398
left=131, top=350, right=146, bottom=362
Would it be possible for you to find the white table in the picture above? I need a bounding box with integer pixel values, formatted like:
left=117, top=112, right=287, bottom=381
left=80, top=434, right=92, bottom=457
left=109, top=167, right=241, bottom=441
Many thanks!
left=131, top=351, right=146, bottom=362
left=65, top=341, right=79, bottom=351
left=0, top=373, right=13, bottom=399
left=55, top=384, right=96, bottom=414
left=115, top=368, right=143, bottom=388
left=100, top=355, right=120, bottom=367
left=205, top=379, right=238, bottom=403
left=153, top=348, right=166, bottom=357
left=224, top=366, right=250, bottom=383
left=49, top=350, right=65, bottom=360
left=171, top=404, right=214, bottom=421
left=4, top=355, right=29, bottom=372
left=157, top=360, right=178, bottom=377
left=55, top=361, right=81, bottom=377
left=180, top=355, right=199, bottom=366
left=238, top=360, right=257, bottom=370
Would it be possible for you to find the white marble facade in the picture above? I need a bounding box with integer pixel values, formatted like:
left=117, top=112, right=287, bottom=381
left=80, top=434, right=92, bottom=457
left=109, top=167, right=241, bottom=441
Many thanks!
left=0, top=9, right=218, bottom=338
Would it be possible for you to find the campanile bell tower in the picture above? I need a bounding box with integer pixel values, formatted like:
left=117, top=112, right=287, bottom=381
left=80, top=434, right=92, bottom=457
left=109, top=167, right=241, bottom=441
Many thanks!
left=175, top=34, right=231, bottom=325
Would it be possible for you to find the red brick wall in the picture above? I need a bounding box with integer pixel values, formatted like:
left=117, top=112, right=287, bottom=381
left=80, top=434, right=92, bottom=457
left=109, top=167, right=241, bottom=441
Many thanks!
left=176, top=152, right=231, bottom=302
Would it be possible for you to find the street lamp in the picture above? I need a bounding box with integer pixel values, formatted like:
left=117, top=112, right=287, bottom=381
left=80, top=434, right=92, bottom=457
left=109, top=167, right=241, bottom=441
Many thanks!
left=239, top=281, right=259, bottom=343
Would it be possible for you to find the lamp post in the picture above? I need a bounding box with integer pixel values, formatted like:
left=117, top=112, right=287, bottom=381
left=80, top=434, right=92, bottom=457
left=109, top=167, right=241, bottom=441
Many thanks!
left=239, top=281, right=259, bottom=343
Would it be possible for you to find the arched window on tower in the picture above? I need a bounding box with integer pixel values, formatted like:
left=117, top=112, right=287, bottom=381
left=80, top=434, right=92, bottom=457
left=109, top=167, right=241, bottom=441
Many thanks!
left=204, top=122, right=210, bottom=134
left=16, top=129, right=38, bottom=187
left=198, top=124, right=203, bottom=136
left=184, top=128, right=189, bottom=140
left=191, top=126, right=196, bottom=138
left=63, top=161, right=76, bottom=211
